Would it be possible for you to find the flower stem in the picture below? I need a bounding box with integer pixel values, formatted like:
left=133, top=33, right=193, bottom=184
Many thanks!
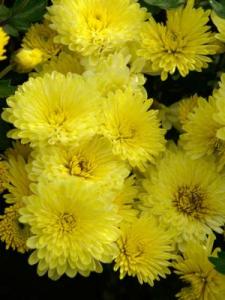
left=0, top=64, right=13, bottom=79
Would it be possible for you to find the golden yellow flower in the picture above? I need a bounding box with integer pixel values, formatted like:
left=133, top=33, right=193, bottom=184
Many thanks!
left=100, top=88, right=165, bottom=170
left=22, top=21, right=62, bottom=59
left=0, top=157, right=9, bottom=193
left=141, top=148, right=225, bottom=246
left=35, top=51, right=84, bottom=76
left=82, top=49, right=146, bottom=96
left=14, top=48, right=44, bottom=73
left=0, top=27, right=9, bottom=60
left=114, top=216, right=174, bottom=286
left=4, top=144, right=31, bottom=204
left=174, top=234, right=225, bottom=300
left=19, top=180, right=121, bottom=280
left=113, top=175, right=138, bottom=223
left=138, top=0, right=218, bottom=80
left=213, top=73, right=225, bottom=141
left=0, top=203, right=30, bottom=253
left=176, top=95, right=200, bottom=128
left=47, top=0, right=147, bottom=56
left=2, top=72, right=101, bottom=147
left=28, top=136, right=130, bottom=191
left=180, top=96, right=225, bottom=170
left=8, top=141, right=31, bottom=162
left=211, top=11, right=225, bottom=44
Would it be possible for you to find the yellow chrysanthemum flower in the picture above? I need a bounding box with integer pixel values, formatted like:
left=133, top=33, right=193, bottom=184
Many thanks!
left=82, top=50, right=146, bottom=96
left=211, top=11, right=225, bottom=44
left=174, top=234, right=225, bottom=300
left=28, top=136, right=130, bottom=190
left=22, top=21, right=62, bottom=60
left=14, top=48, right=44, bottom=73
left=141, top=149, right=225, bottom=246
left=0, top=203, right=30, bottom=253
left=175, top=95, right=200, bottom=129
left=8, top=141, right=31, bottom=162
left=0, top=27, right=9, bottom=60
left=47, top=0, right=147, bottom=56
left=0, top=158, right=9, bottom=193
left=180, top=96, right=225, bottom=171
left=3, top=144, right=31, bottom=204
left=100, top=89, right=165, bottom=170
left=213, top=74, right=225, bottom=141
left=35, top=51, right=84, bottom=76
left=113, top=175, right=138, bottom=223
left=19, top=180, right=121, bottom=280
left=138, top=0, right=218, bottom=80
left=2, top=72, right=101, bottom=147
left=114, top=216, right=174, bottom=286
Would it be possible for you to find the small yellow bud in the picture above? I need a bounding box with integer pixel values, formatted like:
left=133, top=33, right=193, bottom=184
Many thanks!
left=14, top=48, right=44, bottom=73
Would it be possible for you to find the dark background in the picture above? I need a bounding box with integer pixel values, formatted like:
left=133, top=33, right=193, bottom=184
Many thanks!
left=0, top=244, right=182, bottom=300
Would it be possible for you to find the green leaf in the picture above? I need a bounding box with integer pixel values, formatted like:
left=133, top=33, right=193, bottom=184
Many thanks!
left=209, top=251, right=225, bottom=275
left=139, top=1, right=161, bottom=14
left=3, top=24, right=19, bottom=37
left=0, top=80, right=16, bottom=98
left=7, top=0, right=48, bottom=32
left=210, top=0, right=225, bottom=18
left=0, top=5, right=11, bottom=22
left=141, top=0, right=185, bottom=9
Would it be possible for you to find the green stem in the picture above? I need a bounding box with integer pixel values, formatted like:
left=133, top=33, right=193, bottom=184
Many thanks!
left=0, top=64, right=13, bottom=79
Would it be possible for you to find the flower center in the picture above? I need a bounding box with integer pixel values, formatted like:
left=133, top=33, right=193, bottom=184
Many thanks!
left=67, top=155, right=93, bottom=178
left=48, top=108, right=67, bottom=127
left=213, top=138, right=225, bottom=156
left=86, top=9, right=110, bottom=32
left=165, top=29, right=184, bottom=53
left=173, top=185, right=204, bottom=216
left=58, top=213, right=76, bottom=233
left=116, top=126, right=136, bottom=141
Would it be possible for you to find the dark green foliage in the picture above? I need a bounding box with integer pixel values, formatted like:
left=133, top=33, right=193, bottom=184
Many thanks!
left=0, top=79, right=15, bottom=98
left=209, top=251, right=225, bottom=275
left=0, top=0, right=48, bottom=36
left=210, top=0, right=225, bottom=18
left=140, top=0, right=185, bottom=10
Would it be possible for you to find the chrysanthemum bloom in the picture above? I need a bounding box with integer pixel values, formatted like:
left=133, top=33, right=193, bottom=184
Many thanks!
left=174, top=234, right=225, bottom=300
left=157, top=95, right=200, bottom=132
left=36, top=51, right=84, bottom=76
left=138, top=0, right=219, bottom=80
left=114, top=216, right=174, bottom=286
left=100, top=89, right=165, bottom=170
left=19, top=180, right=121, bottom=280
left=22, top=21, right=62, bottom=60
left=141, top=149, right=225, bottom=245
left=83, top=50, right=146, bottom=96
left=113, top=176, right=138, bottom=223
left=14, top=48, right=44, bottom=73
left=47, top=0, right=147, bottom=56
left=28, top=136, right=130, bottom=191
left=211, top=11, right=225, bottom=44
left=0, top=203, right=30, bottom=253
left=4, top=144, right=31, bottom=204
left=2, top=72, right=101, bottom=147
left=180, top=97, right=225, bottom=170
left=8, top=141, right=31, bottom=162
left=171, top=95, right=200, bottom=130
left=0, top=27, right=9, bottom=60
left=0, top=158, right=9, bottom=193
left=213, top=74, right=225, bottom=141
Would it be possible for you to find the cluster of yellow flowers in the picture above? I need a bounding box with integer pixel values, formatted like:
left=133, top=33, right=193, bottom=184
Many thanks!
left=0, top=0, right=225, bottom=298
